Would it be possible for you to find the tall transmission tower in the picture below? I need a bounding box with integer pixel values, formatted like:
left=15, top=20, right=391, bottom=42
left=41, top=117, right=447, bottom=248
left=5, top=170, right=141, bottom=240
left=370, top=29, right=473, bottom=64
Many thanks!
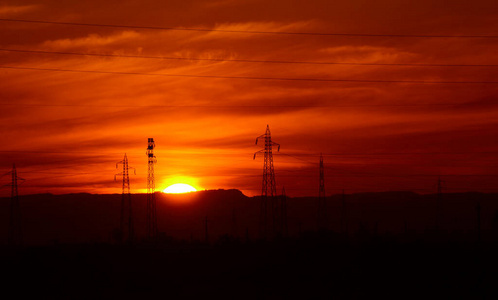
left=146, top=138, right=158, bottom=239
left=254, top=125, right=280, bottom=239
left=317, top=153, right=327, bottom=229
left=7, top=164, right=24, bottom=246
left=115, top=153, right=136, bottom=243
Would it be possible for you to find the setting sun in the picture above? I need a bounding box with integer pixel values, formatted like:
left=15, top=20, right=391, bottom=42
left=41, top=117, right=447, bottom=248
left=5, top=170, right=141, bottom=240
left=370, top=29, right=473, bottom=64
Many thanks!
left=163, top=183, right=197, bottom=194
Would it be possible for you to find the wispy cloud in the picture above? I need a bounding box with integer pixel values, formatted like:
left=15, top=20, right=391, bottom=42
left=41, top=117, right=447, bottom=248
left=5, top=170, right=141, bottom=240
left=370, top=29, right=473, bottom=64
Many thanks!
left=0, top=0, right=497, bottom=196
left=0, top=4, right=39, bottom=16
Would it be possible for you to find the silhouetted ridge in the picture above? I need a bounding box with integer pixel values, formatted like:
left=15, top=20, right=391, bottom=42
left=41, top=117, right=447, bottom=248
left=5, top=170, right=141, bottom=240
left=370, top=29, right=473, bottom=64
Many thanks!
left=1, top=191, right=498, bottom=246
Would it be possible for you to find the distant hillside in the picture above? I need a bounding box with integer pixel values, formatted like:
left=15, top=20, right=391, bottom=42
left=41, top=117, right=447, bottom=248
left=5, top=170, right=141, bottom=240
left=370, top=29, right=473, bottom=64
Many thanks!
left=1, top=190, right=498, bottom=245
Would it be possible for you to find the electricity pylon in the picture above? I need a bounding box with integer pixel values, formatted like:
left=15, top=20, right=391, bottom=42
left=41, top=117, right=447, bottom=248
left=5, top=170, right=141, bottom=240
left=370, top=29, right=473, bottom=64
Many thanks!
left=115, top=153, right=136, bottom=243
left=5, top=164, right=24, bottom=246
left=146, top=138, right=157, bottom=239
left=317, top=153, right=327, bottom=229
left=254, top=125, right=280, bottom=239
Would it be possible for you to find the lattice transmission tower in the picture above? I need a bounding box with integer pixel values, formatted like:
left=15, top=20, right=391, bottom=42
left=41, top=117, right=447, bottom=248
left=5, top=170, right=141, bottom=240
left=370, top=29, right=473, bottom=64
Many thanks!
left=317, top=153, right=327, bottom=229
left=6, top=164, right=24, bottom=246
left=254, top=125, right=280, bottom=239
left=115, top=153, right=135, bottom=243
left=146, top=138, right=157, bottom=239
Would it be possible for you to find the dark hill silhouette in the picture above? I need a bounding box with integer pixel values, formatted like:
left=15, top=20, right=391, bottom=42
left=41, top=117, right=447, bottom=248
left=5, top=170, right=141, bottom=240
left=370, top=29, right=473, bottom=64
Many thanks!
left=1, top=190, right=498, bottom=245
left=2, top=190, right=498, bottom=298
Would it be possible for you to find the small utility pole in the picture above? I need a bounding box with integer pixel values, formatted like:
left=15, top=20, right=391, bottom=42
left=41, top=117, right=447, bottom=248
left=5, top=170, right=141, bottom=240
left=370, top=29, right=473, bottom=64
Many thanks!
left=476, top=202, right=481, bottom=243
left=317, top=154, right=327, bottom=229
left=340, top=189, right=347, bottom=235
left=281, top=186, right=288, bottom=237
left=436, top=176, right=444, bottom=232
left=204, top=216, right=210, bottom=244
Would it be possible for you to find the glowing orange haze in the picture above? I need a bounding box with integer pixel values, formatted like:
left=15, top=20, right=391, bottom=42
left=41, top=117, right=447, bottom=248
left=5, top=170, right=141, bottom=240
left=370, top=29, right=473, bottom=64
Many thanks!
left=0, top=0, right=497, bottom=197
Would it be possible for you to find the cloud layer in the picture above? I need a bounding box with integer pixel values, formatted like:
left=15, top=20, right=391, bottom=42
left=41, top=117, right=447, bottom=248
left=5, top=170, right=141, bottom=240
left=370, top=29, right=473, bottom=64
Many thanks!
left=0, top=0, right=497, bottom=196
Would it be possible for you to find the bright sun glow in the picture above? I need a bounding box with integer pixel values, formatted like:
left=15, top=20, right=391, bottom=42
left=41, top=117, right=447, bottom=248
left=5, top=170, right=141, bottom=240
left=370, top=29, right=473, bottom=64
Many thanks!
left=163, top=183, right=197, bottom=194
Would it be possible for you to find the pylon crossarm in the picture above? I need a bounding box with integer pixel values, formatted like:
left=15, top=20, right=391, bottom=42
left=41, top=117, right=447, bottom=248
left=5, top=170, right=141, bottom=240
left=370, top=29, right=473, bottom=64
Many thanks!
left=2, top=176, right=25, bottom=186
left=0, top=169, right=25, bottom=180
left=0, top=171, right=11, bottom=178
left=255, top=134, right=266, bottom=145
left=253, top=149, right=264, bottom=160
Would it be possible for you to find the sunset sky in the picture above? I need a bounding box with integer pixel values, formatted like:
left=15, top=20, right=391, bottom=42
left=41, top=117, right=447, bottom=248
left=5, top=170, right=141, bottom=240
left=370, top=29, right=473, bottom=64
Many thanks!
left=0, top=0, right=497, bottom=197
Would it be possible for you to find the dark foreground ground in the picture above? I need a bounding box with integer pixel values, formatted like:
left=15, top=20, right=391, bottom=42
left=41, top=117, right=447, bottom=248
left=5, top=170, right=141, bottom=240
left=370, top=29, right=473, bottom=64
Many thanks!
left=3, top=231, right=498, bottom=299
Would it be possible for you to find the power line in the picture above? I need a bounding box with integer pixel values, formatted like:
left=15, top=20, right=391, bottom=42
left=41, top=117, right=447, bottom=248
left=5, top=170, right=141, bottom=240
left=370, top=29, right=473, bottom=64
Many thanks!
left=236, top=187, right=498, bottom=191
left=0, top=102, right=488, bottom=108
left=0, top=150, right=123, bottom=154
left=9, top=172, right=498, bottom=180
left=20, top=173, right=99, bottom=180
left=2, top=65, right=498, bottom=84
left=1, top=150, right=497, bottom=155
left=2, top=48, right=497, bottom=68
left=271, top=174, right=498, bottom=178
left=275, top=151, right=498, bottom=164
left=0, top=150, right=497, bottom=155
left=279, top=151, right=498, bottom=156
left=1, top=18, right=498, bottom=38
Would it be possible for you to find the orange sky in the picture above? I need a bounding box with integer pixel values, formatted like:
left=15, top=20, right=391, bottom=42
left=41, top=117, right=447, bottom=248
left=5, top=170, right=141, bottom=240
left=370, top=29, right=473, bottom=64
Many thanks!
left=0, top=0, right=497, bottom=197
